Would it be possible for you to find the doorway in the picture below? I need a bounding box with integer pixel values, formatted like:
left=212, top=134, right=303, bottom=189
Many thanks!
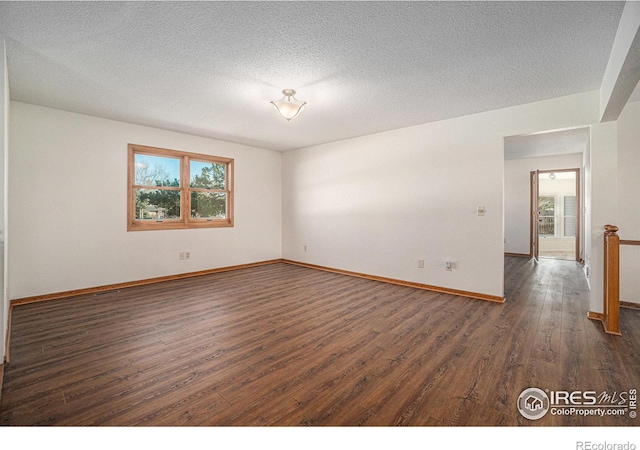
left=531, top=168, right=580, bottom=261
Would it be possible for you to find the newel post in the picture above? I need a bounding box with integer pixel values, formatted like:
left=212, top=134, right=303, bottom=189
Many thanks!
left=603, top=225, right=621, bottom=335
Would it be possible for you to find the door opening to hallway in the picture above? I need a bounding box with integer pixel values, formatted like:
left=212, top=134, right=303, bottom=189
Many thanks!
left=531, top=169, right=579, bottom=261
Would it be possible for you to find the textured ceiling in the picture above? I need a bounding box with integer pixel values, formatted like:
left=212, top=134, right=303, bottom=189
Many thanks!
left=0, top=1, right=626, bottom=152
left=504, top=127, right=590, bottom=160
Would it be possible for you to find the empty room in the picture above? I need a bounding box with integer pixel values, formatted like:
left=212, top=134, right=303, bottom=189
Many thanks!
left=0, top=1, right=639, bottom=443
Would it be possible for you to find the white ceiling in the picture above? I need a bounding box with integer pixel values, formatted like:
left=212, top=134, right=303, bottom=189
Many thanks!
left=504, top=127, right=590, bottom=160
left=0, top=1, right=626, bottom=152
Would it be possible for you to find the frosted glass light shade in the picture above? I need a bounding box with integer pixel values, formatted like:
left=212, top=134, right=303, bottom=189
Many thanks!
left=271, top=89, right=306, bottom=121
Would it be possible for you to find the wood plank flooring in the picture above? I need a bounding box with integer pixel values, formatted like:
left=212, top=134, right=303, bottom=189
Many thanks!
left=1, top=258, right=638, bottom=426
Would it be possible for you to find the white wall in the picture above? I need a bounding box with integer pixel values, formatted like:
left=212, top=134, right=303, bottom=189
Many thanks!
left=1, top=35, right=8, bottom=362
left=9, top=102, right=282, bottom=299
left=583, top=140, right=591, bottom=285
left=589, top=122, right=618, bottom=313
left=283, top=92, right=600, bottom=299
left=617, top=100, right=640, bottom=305
left=504, top=153, right=583, bottom=256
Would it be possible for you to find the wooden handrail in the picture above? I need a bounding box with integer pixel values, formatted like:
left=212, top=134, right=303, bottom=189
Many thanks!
left=602, top=225, right=621, bottom=335
left=620, top=240, right=640, bottom=246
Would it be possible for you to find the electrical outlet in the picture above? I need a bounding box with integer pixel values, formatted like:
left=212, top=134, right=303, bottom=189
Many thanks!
left=445, top=260, right=453, bottom=271
left=185, top=252, right=190, bottom=260
left=418, top=259, right=424, bottom=268
left=179, top=252, right=185, bottom=260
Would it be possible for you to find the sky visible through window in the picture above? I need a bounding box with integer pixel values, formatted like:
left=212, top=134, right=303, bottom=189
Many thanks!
left=190, top=160, right=213, bottom=184
left=134, top=154, right=181, bottom=185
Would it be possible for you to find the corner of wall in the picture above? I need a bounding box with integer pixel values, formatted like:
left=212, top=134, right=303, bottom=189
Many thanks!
left=0, top=33, right=8, bottom=363
left=588, top=122, right=618, bottom=314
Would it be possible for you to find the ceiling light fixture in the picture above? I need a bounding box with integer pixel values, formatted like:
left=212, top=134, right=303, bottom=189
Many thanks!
left=549, top=173, right=556, bottom=179
left=271, top=89, right=306, bottom=121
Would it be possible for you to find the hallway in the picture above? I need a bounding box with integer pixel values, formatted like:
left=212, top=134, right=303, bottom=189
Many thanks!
left=504, top=255, right=640, bottom=424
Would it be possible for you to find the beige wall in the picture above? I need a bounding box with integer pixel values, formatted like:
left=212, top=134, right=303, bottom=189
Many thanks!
left=7, top=90, right=633, bottom=311
left=9, top=102, right=283, bottom=299
left=1, top=35, right=8, bottom=362
left=617, top=100, right=640, bottom=305
left=589, top=122, right=618, bottom=312
left=283, top=92, right=599, bottom=299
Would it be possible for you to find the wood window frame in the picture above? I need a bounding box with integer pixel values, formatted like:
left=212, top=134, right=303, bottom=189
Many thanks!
left=128, top=143, right=234, bottom=231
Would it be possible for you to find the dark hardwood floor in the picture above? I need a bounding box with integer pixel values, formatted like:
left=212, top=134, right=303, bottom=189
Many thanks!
left=1, top=257, right=638, bottom=426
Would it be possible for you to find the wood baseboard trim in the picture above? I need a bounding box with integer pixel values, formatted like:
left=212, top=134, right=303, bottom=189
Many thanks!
left=10, top=259, right=283, bottom=307
left=0, top=363, right=4, bottom=406
left=587, top=311, right=605, bottom=321
left=587, top=311, right=622, bottom=336
left=0, top=304, right=6, bottom=405
left=504, top=252, right=531, bottom=258
left=621, top=301, right=640, bottom=310
left=10, top=257, right=505, bottom=310
left=4, top=303, right=12, bottom=364
left=282, top=259, right=505, bottom=303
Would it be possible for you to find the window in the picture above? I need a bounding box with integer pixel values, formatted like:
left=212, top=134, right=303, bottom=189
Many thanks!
left=538, top=196, right=556, bottom=237
left=128, top=144, right=233, bottom=231
left=563, top=196, right=577, bottom=237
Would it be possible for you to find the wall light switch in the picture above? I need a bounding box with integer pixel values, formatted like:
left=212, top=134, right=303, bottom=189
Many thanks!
left=477, top=206, right=486, bottom=216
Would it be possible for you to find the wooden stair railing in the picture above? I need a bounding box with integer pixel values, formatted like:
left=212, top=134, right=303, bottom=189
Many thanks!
left=619, top=238, right=640, bottom=310
left=601, top=224, right=621, bottom=335
left=589, top=225, right=621, bottom=335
